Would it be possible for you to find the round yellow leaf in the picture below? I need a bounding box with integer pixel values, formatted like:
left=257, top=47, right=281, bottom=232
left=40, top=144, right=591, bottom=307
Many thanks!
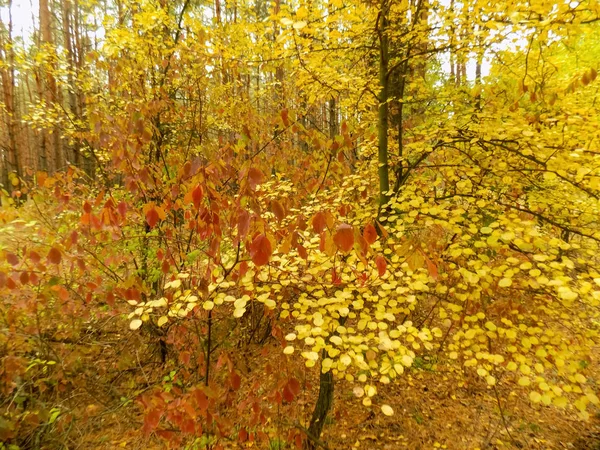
left=381, top=404, right=394, bottom=416
left=529, top=391, right=542, bottom=403
left=283, top=346, right=294, bottom=355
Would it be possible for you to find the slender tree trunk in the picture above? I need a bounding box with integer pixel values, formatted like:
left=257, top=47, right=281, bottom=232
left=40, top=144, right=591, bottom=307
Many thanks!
left=40, top=0, right=62, bottom=172
left=306, top=356, right=334, bottom=450
left=377, top=0, right=390, bottom=208
left=62, top=0, right=81, bottom=167
left=0, top=1, right=21, bottom=188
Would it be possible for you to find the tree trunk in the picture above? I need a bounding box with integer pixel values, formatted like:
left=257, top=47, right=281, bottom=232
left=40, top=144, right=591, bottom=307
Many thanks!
left=306, top=352, right=334, bottom=450
left=0, top=0, right=22, bottom=189
left=40, top=0, right=62, bottom=172
left=62, top=0, right=81, bottom=167
left=377, top=0, right=390, bottom=208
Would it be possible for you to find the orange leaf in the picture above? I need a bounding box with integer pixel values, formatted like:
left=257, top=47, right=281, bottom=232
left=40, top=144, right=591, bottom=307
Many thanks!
left=271, top=200, right=285, bottom=222
left=312, top=212, right=327, bottom=233
left=146, top=207, right=160, bottom=228
left=375, top=255, right=387, bottom=277
left=363, top=223, right=378, bottom=245
left=190, top=185, right=204, bottom=208
left=47, top=247, right=62, bottom=265
left=250, top=234, right=272, bottom=266
left=333, top=224, right=354, bottom=253
left=281, top=108, right=290, bottom=127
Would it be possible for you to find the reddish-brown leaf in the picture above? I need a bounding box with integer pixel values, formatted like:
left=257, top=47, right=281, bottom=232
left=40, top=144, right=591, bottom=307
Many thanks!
left=363, top=223, right=378, bottom=245
left=312, top=212, right=327, bottom=233
left=282, top=384, right=294, bottom=403
left=375, top=255, right=387, bottom=277
left=288, top=378, right=301, bottom=396
left=248, top=168, right=264, bottom=190
left=238, top=209, right=250, bottom=239
left=194, top=389, right=208, bottom=411
left=297, top=244, right=308, bottom=260
left=184, top=184, right=205, bottom=209
left=281, top=108, right=290, bottom=127
left=29, top=251, right=40, bottom=264
left=47, top=247, right=62, bottom=265
left=249, top=234, right=272, bottom=266
left=145, top=206, right=163, bottom=228
left=271, top=200, right=285, bottom=222
left=118, top=201, right=127, bottom=217
left=230, top=371, right=241, bottom=390
left=6, top=253, right=19, bottom=266
left=333, top=224, right=354, bottom=253
left=143, top=409, right=161, bottom=435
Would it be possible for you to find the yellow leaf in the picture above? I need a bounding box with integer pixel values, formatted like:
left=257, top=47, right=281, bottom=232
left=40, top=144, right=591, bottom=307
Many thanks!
left=203, top=301, right=214, bottom=311
left=529, top=391, right=542, bottom=403
left=381, top=404, right=394, bottom=416
left=129, top=319, right=142, bottom=330
left=293, top=21, right=307, bottom=30
left=518, top=376, right=530, bottom=386
left=157, top=316, right=168, bottom=327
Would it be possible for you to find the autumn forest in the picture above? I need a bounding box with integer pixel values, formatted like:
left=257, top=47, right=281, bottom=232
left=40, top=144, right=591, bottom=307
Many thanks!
left=1, top=0, right=600, bottom=448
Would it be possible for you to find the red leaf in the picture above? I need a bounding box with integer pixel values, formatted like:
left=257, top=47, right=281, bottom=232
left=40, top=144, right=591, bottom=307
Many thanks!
left=271, top=200, right=285, bottom=222
left=161, top=260, right=170, bottom=274
left=47, top=247, right=62, bottom=265
left=312, top=212, right=327, bottom=233
left=6, top=253, right=19, bottom=266
left=146, top=208, right=159, bottom=228
left=363, top=223, right=378, bottom=245
left=29, top=251, right=40, bottom=264
left=118, top=201, right=127, bottom=217
left=282, top=384, right=294, bottom=403
left=333, top=224, right=354, bottom=253
left=375, top=255, right=387, bottom=277
left=288, top=378, right=301, bottom=396
left=180, top=351, right=191, bottom=366
left=194, top=389, right=208, bottom=411
left=297, top=244, right=308, bottom=260
left=250, top=234, right=272, bottom=266
left=83, top=201, right=92, bottom=214
left=239, top=428, right=249, bottom=442
left=238, top=209, right=250, bottom=239
left=248, top=168, right=264, bottom=190
left=143, top=409, right=161, bottom=435
left=230, top=371, right=241, bottom=390
left=19, top=271, right=29, bottom=285
left=184, top=184, right=205, bottom=209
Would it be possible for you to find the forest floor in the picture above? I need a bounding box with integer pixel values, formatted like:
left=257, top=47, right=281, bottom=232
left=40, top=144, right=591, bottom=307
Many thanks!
left=76, top=337, right=600, bottom=450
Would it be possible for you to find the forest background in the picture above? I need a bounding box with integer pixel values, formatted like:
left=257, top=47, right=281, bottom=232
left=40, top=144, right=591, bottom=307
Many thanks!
left=1, top=0, right=600, bottom=448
